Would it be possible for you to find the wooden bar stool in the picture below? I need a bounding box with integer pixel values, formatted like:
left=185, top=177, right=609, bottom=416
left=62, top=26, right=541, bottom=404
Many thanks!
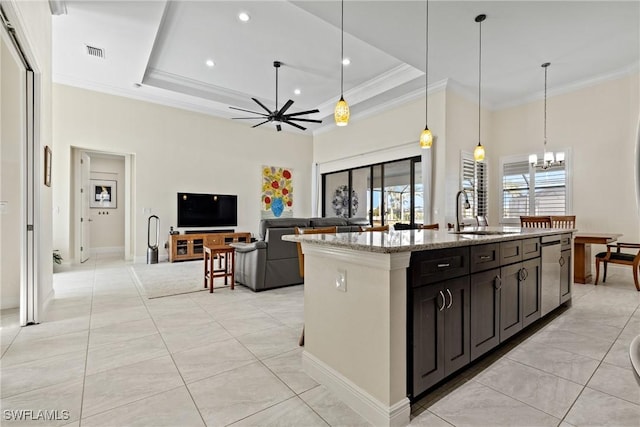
left=203, top=244, right=235, bottom=293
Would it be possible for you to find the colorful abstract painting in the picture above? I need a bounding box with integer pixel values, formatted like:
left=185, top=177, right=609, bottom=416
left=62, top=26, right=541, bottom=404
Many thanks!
left=261, top=166, right=293, bottom=218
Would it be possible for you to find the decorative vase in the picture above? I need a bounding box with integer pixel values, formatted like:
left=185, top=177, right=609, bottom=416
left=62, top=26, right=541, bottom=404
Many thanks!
left=271, top=197, right=284, bottom=217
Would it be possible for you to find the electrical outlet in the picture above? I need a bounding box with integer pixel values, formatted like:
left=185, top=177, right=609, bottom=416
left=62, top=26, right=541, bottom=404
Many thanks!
left=335, top=269, right=347, bottom=292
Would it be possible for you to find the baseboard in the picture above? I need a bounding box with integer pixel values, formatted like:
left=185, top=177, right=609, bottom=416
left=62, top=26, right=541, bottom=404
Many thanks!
left=302, top=351, right=411, bottom=427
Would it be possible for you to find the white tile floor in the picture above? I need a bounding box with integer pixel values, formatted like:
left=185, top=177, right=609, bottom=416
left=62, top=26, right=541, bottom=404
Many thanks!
left=1, top=252, right=639, bottom=426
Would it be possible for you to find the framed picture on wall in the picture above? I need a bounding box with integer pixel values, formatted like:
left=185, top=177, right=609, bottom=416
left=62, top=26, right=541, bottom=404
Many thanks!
left=90, top=179, right=117, bottom=208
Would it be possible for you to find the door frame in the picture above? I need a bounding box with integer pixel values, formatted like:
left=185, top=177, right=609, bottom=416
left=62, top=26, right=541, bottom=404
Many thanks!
left=72, top=147, right=135, bottom=262
left=0, top=3, right=40, bottom=325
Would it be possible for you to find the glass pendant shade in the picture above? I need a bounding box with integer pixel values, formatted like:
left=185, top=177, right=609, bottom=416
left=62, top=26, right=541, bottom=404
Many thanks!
left=555, top=152, right=565, bottom=163
left=544, top=151, right=554, bottom=163
left=420, top=127, right=433, bottom=149
left=474, top=143, right=485, bottom=162
left=529, top=154, right=538, bottom=165
left=334, top=96, right=350, bottom=126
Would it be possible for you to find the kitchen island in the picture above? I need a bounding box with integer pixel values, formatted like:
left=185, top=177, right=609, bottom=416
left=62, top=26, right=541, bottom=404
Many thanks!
left=283, top=226, right=574, bottom=427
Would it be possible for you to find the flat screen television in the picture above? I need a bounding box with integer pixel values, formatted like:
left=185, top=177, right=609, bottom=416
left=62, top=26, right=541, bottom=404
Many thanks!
left=177, top=192, right=237, bottom=227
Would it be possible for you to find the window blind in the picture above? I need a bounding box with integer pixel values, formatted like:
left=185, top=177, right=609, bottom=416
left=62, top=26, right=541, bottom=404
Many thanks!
left=461, top=153, right=487, bottom=218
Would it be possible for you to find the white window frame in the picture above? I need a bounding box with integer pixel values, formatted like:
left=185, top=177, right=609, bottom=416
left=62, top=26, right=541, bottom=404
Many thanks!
left=460, top=151, right=488, bottom=222
left=499, top=149, right=572, bottom=224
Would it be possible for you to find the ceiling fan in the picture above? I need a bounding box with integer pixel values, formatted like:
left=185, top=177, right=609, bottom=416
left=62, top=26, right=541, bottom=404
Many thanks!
left=229, top=61, right=322, bottom=132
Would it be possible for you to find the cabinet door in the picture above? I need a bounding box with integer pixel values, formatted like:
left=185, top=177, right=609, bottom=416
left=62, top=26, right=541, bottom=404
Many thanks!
left=560, top=249, right=571, bottom=303
left=175, top=238, right=189, bottom=258
left=500, top=263, right=523, bottom=342
left=443, top=276, right=470, bottom=376
left=192, top=238, right=204, bottom=257
left=470, top=268, right=500, bottom=361
left=412, top=284, right=445, bottom=395
left=521, top=258, right=541, bottom=328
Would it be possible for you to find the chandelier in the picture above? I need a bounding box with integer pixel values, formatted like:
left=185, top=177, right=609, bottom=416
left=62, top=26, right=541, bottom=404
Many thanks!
left=529, top=62, right=564, bottom=170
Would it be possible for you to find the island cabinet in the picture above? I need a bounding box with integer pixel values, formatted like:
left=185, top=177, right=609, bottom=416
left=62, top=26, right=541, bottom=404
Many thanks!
left=411, top=238, right=543, bottom=397
left=409, top=247, right=471, bottom=396
left=560, top=234, right=572, bottom=304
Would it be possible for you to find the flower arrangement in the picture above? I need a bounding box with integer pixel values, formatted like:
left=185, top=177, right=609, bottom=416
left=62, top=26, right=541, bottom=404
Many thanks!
left=262, top=166, right=293, bottom=217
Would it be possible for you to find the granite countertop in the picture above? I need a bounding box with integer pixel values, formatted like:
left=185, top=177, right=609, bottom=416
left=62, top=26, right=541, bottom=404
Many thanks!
left=282, top=226, right=576, bottom=254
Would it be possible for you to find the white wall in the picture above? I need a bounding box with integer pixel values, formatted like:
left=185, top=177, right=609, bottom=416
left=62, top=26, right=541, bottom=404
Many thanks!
left=52, top=84, right=314, bottom=261
left=89, top=154, right=125, bottom=251
left=490, top=73, right=640, bottom=245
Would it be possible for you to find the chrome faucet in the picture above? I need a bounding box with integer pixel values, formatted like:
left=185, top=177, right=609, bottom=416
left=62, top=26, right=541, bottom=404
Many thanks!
left=455, top=190, right=471, bottom=232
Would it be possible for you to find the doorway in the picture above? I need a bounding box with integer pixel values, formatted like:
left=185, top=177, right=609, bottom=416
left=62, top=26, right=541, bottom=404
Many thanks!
left=73, top=148, right=134, bottom=263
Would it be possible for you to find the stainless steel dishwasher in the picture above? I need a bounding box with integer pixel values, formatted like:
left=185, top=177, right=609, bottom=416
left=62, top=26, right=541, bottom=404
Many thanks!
left=541, top=235, right=561, bottom=316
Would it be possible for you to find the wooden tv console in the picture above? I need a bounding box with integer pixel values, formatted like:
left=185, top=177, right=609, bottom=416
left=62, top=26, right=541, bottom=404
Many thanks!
left=168, top=231, right=251, bottom=262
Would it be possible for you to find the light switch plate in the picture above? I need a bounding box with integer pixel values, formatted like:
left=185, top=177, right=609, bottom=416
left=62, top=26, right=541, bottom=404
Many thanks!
left=335, top=269, right=347, bottom=292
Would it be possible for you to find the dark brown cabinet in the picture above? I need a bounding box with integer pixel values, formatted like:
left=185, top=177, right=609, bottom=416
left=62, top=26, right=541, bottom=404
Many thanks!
left=499, top=263, right=523, bottom=342
left=470, top=268, right=500, bottom=361
left=411, top=276, right=470, bottom=396
left=560, top=234, right=572, bottom=304
left=522, top=257, right=542, bottom=328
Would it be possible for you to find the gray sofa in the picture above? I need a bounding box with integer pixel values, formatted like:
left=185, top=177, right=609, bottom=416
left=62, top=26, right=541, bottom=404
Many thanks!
left=232, top=217, right=369, bottom=291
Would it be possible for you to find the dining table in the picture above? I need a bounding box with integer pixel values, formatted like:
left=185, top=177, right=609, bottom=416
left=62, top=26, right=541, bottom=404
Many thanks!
left=573, top=232, right=623, bottom=284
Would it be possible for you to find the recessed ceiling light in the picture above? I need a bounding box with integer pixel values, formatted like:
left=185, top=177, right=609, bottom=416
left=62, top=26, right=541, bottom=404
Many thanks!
left=294, top=89, right=301, bottom=95
left=238, top=12, right=250, bottom=22
left=206, top=59, right=215, bottom=67
left=342, top=58, right=351, bottom=66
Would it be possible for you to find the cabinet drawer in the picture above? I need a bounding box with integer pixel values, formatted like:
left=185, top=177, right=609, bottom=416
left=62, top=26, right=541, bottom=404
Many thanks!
left=522, top=238, right=541, bottom=260
left=205, top=235, right=223, bottom=246
left=500, top=240, right=522, bottom=265
left=410, top=247, right=470, bottom=287
left=470, top=243, right=500, bottom=273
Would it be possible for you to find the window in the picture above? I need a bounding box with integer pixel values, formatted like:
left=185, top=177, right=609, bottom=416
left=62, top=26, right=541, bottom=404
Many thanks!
left=322, top=156, right=422, bottom=225
left=501, top=154, right=569, bottom=222
left=460, top=152, right=487, bottom=219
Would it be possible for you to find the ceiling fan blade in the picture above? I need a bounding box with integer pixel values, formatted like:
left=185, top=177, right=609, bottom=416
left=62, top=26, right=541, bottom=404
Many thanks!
left=285, top=109, right=320, bottom=117
left=252, top=97, right=273, bottom=114
left=232, top=117, right=266, bottom=120
left=276, top=124, right=282, bottom=132
left=286, top=117, right=323, bottom=124
left=229, top=106, right=269, bottom=116
left=278, top=99, right=294, bottom=115
left=252, top=120, right=270, bottom=128
left=283, top=120, right=306, bottom=131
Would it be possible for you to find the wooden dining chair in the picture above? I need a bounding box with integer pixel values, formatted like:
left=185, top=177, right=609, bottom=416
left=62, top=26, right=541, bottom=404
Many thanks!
left=476, top=215, right=488, bottom=226
left=595, top=243, right=640, bottom=291
left=551, top=215, right=576, bottom=229
left=359, top=224, right=389, bottom=232
left=418, top=223, right=439, bottom=230
left=294, top=226, right=337, bottom=346
left=520, top=215, right=552, bottom=228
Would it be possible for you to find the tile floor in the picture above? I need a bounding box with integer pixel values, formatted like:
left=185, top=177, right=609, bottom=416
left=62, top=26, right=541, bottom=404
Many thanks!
left=1, top=252, right=639, bottom=426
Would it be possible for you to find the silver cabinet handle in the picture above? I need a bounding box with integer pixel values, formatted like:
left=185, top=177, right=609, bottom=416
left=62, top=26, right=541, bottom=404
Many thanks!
left=446, top=289, right=453, bottom=309
left=437, top=263, right=450, bottom=268
left=438, top=290, right=445, bottom=311
left=559, top=256, right=565, bottom=267
left=494, top=275, right=502, bottom=290
left=520, top=267, right=529, bottom=281
left=479, top=255, right=492, bottom=260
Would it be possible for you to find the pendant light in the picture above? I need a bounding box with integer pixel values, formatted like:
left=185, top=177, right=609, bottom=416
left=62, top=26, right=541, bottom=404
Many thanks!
left=334, top=0, right=350, bottom=126
left=473, top=14, right=486, bottom=162
left=529, top=62, right=565, bottom=169
left=419, top=0, right=433, bottom=149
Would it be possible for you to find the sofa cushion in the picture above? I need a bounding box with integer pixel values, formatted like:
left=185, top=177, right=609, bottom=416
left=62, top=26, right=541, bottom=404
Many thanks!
left=259, top=218, right=310, bottom=240
left=309, top=217, right=348, bottom=227
left=265, top=227, right=299, bottom=260
left=347, top=217, right=370, bottom=226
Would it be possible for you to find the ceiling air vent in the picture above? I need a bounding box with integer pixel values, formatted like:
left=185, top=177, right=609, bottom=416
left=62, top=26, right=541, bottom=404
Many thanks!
left=86, top=45, right=105, bottom=59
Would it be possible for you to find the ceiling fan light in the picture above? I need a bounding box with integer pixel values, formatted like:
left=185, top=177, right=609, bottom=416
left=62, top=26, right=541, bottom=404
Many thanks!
left=334, top=96, right=349, bottom=126
left=420, top=127, right=433, bottom=149
left=474, top=143, right=485, bottom=162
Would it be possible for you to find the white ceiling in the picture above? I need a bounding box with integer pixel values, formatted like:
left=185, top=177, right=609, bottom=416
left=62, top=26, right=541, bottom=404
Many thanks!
left=52, top=1, right=640, bottom=134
